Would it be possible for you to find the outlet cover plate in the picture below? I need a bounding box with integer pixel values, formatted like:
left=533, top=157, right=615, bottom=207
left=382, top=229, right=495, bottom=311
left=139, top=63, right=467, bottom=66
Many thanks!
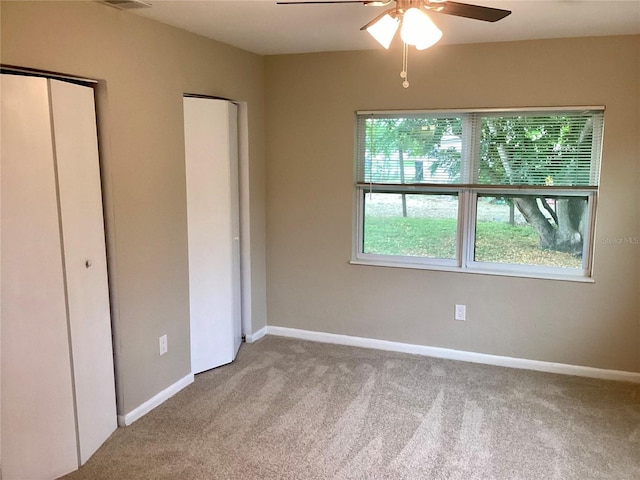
left=159, top=334, right=168, bottom=355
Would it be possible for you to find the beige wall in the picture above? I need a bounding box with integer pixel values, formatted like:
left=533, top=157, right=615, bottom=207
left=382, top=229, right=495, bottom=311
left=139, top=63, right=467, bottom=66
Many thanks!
left=264, top=36, right=640, bottom=372
left=1, top=1, right=267, bottom=414
left=1, top=1, right=638, bottom=430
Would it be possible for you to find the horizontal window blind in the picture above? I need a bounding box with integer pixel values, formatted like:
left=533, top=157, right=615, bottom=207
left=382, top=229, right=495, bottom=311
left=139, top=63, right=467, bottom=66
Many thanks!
left=356, top=114, right=463, bottom=185
left=475, top=110, right=603, bottom=187
left=356, top=109, right=604, bottom=187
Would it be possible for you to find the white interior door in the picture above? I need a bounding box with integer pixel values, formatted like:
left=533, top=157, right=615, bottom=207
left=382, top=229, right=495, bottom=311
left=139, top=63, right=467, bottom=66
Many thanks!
left=1, top=74, right=79, bottom=480
left=1, top=74, right=117, bottom=479
left=49, top=79, right=118, bottom=464
left=184, top=97, right=242, bottom=374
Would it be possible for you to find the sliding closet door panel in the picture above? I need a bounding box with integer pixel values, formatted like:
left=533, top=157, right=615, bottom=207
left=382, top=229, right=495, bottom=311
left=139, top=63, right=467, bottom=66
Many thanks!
left=184, top=97, right=241, bottom=374
left=0, top=74, right=78, bottom=480
left=227, top=103, right=243, bottom=356
left=50, top=79, right=117, bottom=464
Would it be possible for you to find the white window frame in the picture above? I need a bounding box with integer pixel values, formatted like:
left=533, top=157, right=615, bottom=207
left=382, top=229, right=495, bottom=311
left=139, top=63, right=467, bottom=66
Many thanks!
left=351, top=107, right=604, bottom=282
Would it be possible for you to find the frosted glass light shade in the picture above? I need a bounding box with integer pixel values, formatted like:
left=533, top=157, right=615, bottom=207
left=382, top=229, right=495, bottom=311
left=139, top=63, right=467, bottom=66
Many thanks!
left=400, top=8, right=442, bottom=50
left=366, top=13, right=400, bottom=49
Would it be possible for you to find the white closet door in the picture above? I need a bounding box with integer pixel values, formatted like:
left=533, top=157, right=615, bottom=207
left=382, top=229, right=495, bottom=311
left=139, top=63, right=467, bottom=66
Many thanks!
left=184, top=97, right=242, bottom=374
left=1, top=75, right=79, bottom=480
left=227, top=102, right=243, bottom=357
left=50, top=79, right=117, bottom=464
left=1, top=75, right=117, bottom=479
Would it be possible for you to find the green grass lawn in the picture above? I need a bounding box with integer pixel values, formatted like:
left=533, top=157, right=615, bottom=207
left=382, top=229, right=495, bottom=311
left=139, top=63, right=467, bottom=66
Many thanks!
left=364, top=217, right=457, bottom=259
left=364, top=216, right=582, bottom=268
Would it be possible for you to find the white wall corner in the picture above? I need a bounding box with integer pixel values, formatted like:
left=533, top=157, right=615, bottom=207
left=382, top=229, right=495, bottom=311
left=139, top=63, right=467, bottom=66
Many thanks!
left=245, top=326, right=267, bottom=343
left=117, top=373, right=194, bottom=427
left=266, top=326, right=640, bottom=384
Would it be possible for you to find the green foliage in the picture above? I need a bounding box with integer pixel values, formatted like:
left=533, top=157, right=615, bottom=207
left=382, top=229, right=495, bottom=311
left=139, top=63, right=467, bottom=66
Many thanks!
left=361, top=112, right=597, bottom=254
left=364, top=216, right=457, bottom=259
left=474, top=220, right=581, bottom=267
left=364, top=114, right=594, bottom=187
left=364, top=117, right=462, bottom=183
left=479, top=115, right=594, bottom=186
left=364, top=216, right=581, bottom=268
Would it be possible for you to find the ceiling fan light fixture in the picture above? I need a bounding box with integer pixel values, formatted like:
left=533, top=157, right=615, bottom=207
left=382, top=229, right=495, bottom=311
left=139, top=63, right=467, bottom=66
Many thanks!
left=366, top=13, right=400, bottom=49
left=279, top=0, right=511, bottom=88
left=400, top=7, right=442, bottom=50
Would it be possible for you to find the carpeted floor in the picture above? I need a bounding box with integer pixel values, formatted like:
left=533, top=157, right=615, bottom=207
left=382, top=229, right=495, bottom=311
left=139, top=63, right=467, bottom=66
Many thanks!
left=62, top=336, right=640, bottom=480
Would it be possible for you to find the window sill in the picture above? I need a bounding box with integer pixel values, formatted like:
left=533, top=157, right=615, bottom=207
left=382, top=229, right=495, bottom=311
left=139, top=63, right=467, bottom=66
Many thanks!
left=349, top=258, right=595, bottom=283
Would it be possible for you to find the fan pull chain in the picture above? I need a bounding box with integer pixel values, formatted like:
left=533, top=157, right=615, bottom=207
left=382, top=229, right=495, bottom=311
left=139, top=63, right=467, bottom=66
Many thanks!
left=400, top=42, right=409, bottom=88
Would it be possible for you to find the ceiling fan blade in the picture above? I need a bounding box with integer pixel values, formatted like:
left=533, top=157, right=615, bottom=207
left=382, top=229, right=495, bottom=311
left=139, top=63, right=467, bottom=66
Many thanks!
left=360, top=8, right=395, bottom=30
left=434, top=1, right=511, bottom=22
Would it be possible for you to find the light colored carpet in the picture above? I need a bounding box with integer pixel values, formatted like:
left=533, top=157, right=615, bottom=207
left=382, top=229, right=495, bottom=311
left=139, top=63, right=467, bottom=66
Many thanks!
left=63, top=336, right=640, bottom=479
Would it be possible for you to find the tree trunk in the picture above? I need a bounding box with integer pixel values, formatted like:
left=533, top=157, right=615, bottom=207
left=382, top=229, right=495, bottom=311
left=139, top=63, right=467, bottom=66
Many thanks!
left=554, top=198, right=587, bottom=256
left=513, top=196, right=587, bottom=255
left=399, top=145, right=407, bottom=217
left=485, top=118, right=589, bottom=256
left=509, top=200, right=515, bottom=225
left=512, top=197, right=556, bottom=249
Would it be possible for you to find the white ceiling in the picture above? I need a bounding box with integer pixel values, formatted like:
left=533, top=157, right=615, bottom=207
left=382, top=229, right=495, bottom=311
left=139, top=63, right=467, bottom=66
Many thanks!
left=128, top=0, right=640, bottom=55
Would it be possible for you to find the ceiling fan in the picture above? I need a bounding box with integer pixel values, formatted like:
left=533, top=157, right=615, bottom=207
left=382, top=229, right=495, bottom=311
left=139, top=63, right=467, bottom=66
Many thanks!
left=277, top=0, right=511, bottom=87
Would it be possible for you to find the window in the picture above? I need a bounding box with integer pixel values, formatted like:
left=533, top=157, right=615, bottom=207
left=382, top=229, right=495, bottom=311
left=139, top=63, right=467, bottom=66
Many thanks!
left=353, top=108, right=604, bottom=280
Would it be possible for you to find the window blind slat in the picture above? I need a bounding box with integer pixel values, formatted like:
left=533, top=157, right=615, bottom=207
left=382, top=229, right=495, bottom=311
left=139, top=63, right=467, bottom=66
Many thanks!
left=356, top=115, right=463, bottom=185
left=357, top=109, right=604, bottom=188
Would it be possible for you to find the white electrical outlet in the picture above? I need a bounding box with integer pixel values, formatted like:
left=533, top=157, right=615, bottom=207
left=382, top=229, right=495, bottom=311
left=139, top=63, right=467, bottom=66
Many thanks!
left=455, top=304, right=466, bottom=321
left=159, top=334, right=168, bottom=355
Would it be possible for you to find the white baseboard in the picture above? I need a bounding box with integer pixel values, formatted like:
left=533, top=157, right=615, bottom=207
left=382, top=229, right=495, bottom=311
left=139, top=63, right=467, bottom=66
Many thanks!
left=118, top=372, right=194, bottom=427
left=267, top=326, right=640, bottom=384
left=245, top=326, right=267, bottom=343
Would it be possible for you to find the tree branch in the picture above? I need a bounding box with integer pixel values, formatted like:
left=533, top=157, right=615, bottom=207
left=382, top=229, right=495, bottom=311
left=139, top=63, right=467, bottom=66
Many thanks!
left=538, top=196, right=558, bottom=226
